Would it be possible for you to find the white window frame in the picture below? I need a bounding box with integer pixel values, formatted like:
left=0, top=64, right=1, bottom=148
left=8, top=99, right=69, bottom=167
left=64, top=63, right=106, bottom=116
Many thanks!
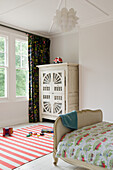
left=0, top=29, right=28, bottom=103
left=15, top=38, right=29, bottom=100
left=0, top=34, right=8, bottom=100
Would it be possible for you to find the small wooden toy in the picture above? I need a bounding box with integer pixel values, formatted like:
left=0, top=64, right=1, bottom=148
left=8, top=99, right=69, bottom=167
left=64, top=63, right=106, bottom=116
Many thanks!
left=37, top=134, right=40, bottom=137
left=34, top=132, right=37, bottom=135
left=26, top=134, right=31, bottom=137
left=41, top=128, right=54, bottom=133
left=3, top=127, right=13, bottom=136
left=40, top=132, right=44, bottom=136
left=29, top=132, right=33, bottom=136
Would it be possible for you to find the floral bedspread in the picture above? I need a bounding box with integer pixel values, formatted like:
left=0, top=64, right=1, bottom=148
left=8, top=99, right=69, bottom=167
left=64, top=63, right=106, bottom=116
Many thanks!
left=56, top=122, right=113, bottom=169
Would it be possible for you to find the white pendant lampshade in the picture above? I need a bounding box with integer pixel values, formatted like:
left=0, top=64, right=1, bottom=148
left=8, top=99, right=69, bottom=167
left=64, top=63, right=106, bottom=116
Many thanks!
left=53, top=1, right=79, bottom=32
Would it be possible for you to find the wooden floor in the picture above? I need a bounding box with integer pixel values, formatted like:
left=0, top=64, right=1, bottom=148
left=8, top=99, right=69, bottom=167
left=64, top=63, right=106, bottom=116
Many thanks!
left=15, top=152, right=88, bottom=170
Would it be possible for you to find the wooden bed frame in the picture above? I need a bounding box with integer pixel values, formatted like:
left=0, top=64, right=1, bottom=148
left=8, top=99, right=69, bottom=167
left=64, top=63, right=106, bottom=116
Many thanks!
left=53, top=109, right=108, bottom=170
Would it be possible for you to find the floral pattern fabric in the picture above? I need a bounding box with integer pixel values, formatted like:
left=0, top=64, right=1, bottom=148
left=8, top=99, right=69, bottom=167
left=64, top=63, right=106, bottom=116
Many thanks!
left=56, top=122, right=113, bottom=169
left=28, top=34, right=50, bottom=122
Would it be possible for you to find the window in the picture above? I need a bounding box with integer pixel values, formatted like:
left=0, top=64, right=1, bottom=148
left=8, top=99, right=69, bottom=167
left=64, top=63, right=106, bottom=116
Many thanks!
left=0, top=35, right=8, bottom=98
left=0, top=31, right=28, bottom=102
left=15, top=39, right=28, bottom=98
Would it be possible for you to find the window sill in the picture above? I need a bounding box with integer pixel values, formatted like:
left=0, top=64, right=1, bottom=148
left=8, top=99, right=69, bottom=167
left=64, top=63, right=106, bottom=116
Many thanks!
left=0, top=97, right=8, bottom=103
left=16, top=97, right=29, bottom=102
left=0, top=97, right=29, bottom=103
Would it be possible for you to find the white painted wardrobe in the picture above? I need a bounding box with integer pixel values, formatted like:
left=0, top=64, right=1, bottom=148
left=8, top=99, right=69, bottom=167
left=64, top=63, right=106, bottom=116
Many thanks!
left=37, top=63, right=79, bottom=121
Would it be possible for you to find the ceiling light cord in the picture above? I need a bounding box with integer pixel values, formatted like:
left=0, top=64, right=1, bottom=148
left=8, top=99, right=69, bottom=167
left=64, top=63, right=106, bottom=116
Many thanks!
left=65, top=0, right=66, bottom=8
left=48, top=0, right=63, bottom=33
left=58, top=0, right=63, bottom=10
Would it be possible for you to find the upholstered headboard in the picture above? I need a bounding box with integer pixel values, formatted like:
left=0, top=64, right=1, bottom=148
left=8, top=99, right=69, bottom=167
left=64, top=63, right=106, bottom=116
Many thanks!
left=77, top=109, right=103, bottom=129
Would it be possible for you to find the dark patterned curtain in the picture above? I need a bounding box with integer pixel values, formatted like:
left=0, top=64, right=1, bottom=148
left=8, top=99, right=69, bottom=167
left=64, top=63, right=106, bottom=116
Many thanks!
left=28, top=34, right=50, bottom=122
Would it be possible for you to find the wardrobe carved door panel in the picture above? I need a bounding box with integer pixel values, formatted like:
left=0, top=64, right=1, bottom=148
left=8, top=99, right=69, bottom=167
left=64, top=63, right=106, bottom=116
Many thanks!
left=41, top=70, right=65, bottom=116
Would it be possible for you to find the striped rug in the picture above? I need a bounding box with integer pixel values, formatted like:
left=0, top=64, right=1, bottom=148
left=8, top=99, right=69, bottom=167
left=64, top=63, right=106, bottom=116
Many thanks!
left=0, top=124, right=53, bottom=170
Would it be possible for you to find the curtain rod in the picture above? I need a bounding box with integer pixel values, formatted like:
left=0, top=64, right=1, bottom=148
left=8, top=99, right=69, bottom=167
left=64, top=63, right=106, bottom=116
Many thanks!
left=0, top=24, right=50, bottom=39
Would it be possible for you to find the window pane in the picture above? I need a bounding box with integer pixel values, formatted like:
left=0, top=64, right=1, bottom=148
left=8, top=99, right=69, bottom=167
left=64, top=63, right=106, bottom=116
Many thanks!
left=16, top=69, right=28, bottom=97
left=15, top=39, right=28, bottom=98
left=15, top=41, right=20, bottom=54
left=0, top=53, right=5, bottom=66
left=0, top=68, right=5, bottom=97
left=22, top=55, right=28, bottom=68
left=0, top=37, right=5, bottom=52
left=22, top=42, right=27, bottom=55
left=16, top=55, right=21, bottom=67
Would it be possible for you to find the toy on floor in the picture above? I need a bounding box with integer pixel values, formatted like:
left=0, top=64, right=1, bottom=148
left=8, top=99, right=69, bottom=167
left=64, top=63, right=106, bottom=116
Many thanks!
left=26, top=132, right=32, bottom=137
left=40, top=132, right=44, bottom=136
left=26, top=134, right=31, bottom=137
left=26, top=129, right=54, bottom=138
left=29, top=132, right=33, bottom=136
left=41, top=128, right=54, bottom=133
left=34, top=132, right=37, bottom=135
left=3, top=127, right=13, bottom=136
left=26, top=132, right=40, bottom=137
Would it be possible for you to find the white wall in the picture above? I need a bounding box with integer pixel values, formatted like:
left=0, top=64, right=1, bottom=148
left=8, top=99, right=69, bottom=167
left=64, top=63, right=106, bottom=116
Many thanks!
left=50, top=32, right=79, bottom=64
left=79, top=20, right=113, bottom=121
left=0, top=101, right=28, bottom=127
left=0, top=26, right=29, bottom=127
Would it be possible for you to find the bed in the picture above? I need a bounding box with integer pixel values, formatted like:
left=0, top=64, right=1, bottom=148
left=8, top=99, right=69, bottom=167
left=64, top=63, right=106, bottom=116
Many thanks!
left=53, top=109, right=113, bottom=170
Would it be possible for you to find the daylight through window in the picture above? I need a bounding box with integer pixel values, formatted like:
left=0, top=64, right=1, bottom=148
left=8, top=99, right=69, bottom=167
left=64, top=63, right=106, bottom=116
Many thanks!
left=15, top=40, right=28, bottom=98
left=0, top=35, right=8, bottom=98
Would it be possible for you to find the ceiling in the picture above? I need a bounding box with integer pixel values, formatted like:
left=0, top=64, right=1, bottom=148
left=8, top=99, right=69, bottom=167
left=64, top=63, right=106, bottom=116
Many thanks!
left=0, top=0, right=113, bottom=37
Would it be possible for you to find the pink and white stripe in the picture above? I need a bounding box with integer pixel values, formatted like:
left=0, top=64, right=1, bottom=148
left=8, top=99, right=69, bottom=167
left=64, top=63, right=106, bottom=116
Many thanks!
left=0, top=125, right=53, bottom=170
